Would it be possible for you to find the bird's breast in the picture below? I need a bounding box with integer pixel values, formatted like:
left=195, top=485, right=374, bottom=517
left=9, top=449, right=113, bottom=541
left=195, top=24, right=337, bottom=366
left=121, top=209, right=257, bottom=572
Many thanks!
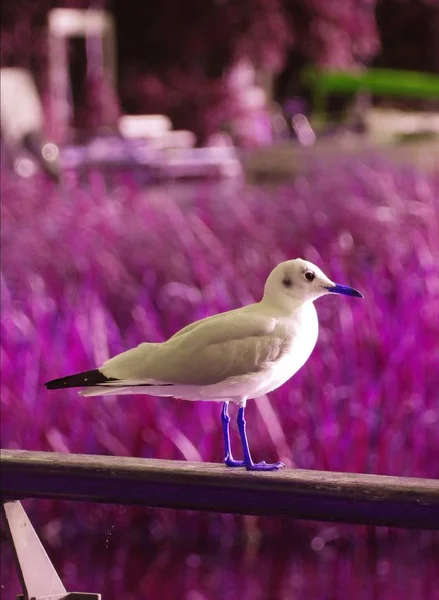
left=258, top=304, right=319, bottom=395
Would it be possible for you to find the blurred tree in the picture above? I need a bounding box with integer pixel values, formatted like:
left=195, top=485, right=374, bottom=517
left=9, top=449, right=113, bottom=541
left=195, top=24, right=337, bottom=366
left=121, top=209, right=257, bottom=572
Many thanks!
left=274, top=0, right=379, bottom=107
left=1, top=0, right=436, bottom=140
left=374, top=0, right=439, bottom=74
left=111, top=0, right=291, bottom=142
left=371, top=0, right=439, bottom=110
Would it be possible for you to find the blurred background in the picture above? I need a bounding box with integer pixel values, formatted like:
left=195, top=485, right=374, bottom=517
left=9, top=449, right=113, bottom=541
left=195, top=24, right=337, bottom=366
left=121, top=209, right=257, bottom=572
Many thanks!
left=1, top=1, right=439, bottom=598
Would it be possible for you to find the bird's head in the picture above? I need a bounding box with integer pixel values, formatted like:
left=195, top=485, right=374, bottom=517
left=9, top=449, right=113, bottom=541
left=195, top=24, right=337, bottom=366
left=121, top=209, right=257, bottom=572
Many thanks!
left=262, top=258, right=363, bottom=311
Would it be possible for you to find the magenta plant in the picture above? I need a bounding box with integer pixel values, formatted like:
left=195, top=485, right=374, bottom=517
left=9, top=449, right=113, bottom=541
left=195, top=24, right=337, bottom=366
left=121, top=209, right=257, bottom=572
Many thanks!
left=2, top=158, right=439, bottom=596
left=1, top=158, right=438, bottom=480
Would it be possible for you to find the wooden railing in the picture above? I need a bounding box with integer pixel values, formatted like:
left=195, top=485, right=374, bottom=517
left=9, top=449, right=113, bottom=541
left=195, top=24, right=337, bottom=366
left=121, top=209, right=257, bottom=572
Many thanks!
left=1, top=449, right=439, bottom=599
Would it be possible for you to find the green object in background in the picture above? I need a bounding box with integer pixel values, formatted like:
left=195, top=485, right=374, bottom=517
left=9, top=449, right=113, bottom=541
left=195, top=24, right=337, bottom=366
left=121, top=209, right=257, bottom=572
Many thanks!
left=301, top=66, right=439, bottom=123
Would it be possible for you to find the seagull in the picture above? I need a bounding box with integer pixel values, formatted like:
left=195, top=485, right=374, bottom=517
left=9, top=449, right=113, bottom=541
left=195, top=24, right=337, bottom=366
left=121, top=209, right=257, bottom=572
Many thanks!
left=45, top=259, right=363, bottom=471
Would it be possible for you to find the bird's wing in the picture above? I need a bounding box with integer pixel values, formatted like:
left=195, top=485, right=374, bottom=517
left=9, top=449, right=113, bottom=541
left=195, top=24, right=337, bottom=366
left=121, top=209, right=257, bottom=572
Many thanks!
left=100, top=311, right=290, bottom=386
left=168, top=308, right=241, bottom=340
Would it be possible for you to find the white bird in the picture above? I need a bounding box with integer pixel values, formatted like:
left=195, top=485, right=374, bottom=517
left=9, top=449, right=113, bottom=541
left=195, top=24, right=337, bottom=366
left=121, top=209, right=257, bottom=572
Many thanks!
left=46, top=258, right=363, bottom=471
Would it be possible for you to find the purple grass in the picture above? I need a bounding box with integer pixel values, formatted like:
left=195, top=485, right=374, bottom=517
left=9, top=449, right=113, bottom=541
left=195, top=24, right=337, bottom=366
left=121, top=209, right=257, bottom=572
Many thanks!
left=1, top=159, right=438, bottom=478
left=1, top=157, right=439, bottom=597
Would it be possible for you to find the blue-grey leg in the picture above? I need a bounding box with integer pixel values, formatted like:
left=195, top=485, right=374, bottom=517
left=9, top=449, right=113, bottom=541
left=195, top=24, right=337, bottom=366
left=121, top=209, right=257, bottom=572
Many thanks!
left=222, top=401, right=285, bottom=470
left=222, top=401, right=245, bottom=467
left=237, top=405, right=285, bottom=471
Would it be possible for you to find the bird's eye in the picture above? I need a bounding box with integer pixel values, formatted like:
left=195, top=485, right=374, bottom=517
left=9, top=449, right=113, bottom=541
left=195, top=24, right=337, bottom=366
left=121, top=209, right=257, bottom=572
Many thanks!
left=304, top=271, right=315, bottom=282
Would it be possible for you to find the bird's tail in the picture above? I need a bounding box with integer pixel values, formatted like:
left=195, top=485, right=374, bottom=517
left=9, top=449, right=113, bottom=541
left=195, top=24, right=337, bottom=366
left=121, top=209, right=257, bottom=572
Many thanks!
left=46, top=370, right=177, bottom=398
left=45, top=369, right=118, bottom=390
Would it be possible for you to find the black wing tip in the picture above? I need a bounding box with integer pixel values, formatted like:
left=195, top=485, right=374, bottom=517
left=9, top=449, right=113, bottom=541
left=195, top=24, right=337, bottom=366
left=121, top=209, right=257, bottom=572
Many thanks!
left=45, top=369, right=118, bottom=390
left=45, top=379, right=59, bottom=390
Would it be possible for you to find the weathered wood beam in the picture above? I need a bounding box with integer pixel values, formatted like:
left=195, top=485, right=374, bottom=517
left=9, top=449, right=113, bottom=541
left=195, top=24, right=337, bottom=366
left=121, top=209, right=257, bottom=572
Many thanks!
left=1, top=449, right=438, bottom=529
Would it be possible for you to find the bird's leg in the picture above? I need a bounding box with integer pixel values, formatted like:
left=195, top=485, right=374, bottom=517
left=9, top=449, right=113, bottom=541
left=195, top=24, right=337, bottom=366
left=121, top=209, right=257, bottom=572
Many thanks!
left=222, top=401, right=245, bottom=467
left=237, top=405, right=285, bottom=471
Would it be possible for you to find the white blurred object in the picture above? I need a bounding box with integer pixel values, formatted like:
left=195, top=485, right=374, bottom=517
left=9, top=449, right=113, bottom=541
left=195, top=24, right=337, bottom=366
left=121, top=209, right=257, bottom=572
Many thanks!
left=159, top=145, right=242, bottom=178
left=238, top=86, right=267, bottom=111
left=14, top=157, right=38, bottom=178
left=118, top=115, right=172, bottom=138
left=226, top=59, right=275, bottom=148
left=48, top=8, right=117, bottom=142
left=227, top=58, right=256, bottom=92
left=291, top=114, right=316, bottom=146
left=146, top=131, right=196, bottom=150
left=366, top=108, right=439, bottom=143
left=0, top=68, right=60, bottom=180
left=49, top=8, right=115, bottom=37
left=61, top=137, right=242, bottom=179
left=0, top=68, right=43, bottom=145
left=119, top=116, right=197, bottom=151
left=206, top=132, right=234, bottom=147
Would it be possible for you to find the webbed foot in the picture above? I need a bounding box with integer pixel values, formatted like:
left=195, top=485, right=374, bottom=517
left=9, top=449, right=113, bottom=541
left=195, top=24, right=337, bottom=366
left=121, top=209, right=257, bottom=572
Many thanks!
left=225, top=457, right=285, bottom=470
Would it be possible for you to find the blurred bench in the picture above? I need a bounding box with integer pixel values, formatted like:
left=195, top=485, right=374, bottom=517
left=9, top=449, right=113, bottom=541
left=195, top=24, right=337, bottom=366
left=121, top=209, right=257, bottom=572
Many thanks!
left=302, top=66, right=439, bottom=123
left=2, top=449, right=439, bottom=599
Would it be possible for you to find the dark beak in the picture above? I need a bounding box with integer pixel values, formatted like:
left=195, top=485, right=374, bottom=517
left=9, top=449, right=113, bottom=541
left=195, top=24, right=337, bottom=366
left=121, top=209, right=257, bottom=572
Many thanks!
left=325, top=283, right=363, bottom=298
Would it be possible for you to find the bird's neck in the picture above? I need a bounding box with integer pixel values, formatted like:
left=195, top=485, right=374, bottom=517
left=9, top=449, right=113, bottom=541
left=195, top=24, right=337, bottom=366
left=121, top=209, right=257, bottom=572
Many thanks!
left=259, top=295, right=312, bottom=318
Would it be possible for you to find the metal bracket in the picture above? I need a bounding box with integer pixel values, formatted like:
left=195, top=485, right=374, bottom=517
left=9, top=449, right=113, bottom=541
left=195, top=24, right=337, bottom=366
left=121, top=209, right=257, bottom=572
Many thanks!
left=1, top=500, right=101, bottom=600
